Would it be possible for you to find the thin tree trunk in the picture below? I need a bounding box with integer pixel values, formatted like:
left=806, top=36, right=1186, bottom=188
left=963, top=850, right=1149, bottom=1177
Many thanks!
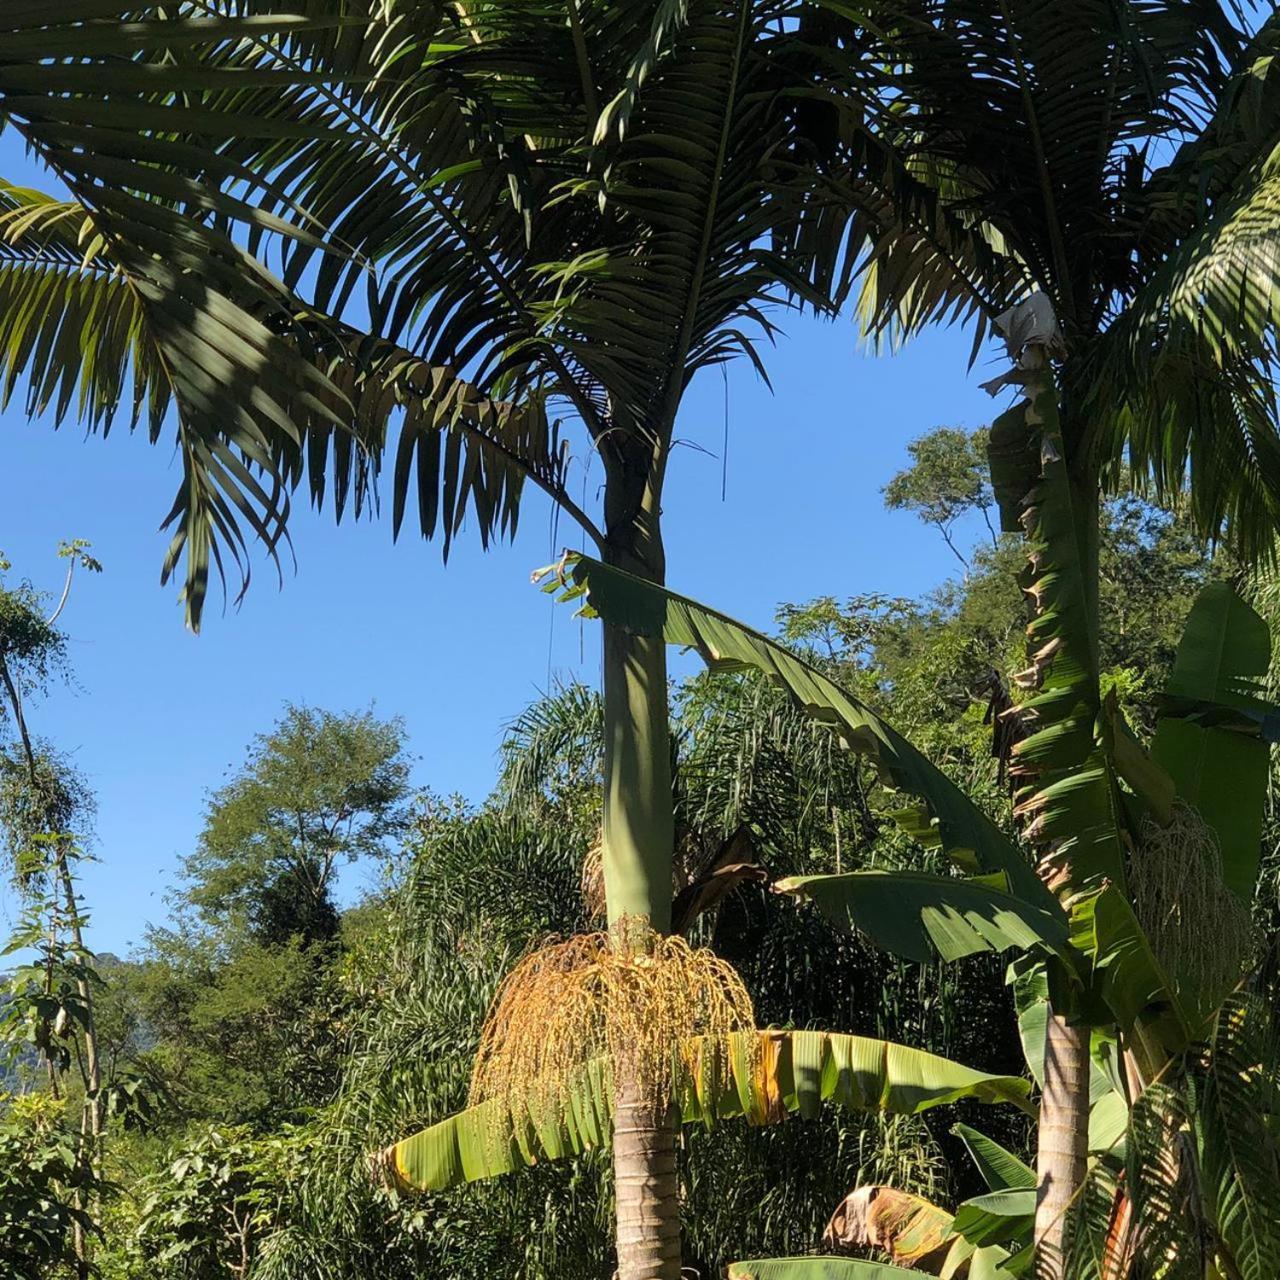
left=1035, top=1011, right=1090, bottom=1280
left=600, top=460, right=681, bottom=1279
left=0, top=654, right=101, bottom=1280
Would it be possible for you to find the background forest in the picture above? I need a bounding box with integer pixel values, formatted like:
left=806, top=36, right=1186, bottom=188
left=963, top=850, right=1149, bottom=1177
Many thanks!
left=3, top=432, right=1259, bottom=1279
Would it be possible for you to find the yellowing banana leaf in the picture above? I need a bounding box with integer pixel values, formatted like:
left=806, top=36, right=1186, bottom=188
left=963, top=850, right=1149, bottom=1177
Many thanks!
left=1152, top=582, right=1278, bottom=900
left=952, top=1122, right=1036, bottom=1191
left=554, top=555, right=1053, bottom=912
left=775, top=869, right=1070, bottom=965
left=381, top=1030, right=1032, bottom=1193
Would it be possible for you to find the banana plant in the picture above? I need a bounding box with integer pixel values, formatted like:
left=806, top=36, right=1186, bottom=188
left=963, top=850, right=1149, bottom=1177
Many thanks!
left=545, top=547, right=1280, bottom=1279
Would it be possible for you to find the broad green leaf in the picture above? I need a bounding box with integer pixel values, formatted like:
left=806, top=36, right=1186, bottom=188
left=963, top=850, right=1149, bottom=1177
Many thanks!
left=1088, top=1091, right=1128, bottom=1155
left=1000, top=372, right=1127, bottom=893
left=947, top=1189, right=1036, bottom=1247
left=951, top=1123, right=1035, bottom=1190
left=776, top=869, right=1069, bottom=964
left=383, top=1030, right=1032, bottom=1193
left=1009, top=956, right=1115, bottom=1111
left=1162, top=582, right=1273, bottom=718
left=1070, top=886, right=1196, bottom=1052
left=1152, top=582, right=1278, bottom=899
left=556, top=555, right=1053, bottom=912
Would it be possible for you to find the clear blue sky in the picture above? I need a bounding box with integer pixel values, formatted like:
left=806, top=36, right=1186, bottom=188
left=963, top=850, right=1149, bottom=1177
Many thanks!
left=2, top=317, right=1004, bottom=956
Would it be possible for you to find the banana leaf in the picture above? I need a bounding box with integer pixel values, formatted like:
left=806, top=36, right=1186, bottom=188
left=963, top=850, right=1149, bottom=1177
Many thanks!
left=1152, top=582, right=1278, bottom=899
left=948, top=1189, right=1035, bottom=1248
left=952, top=1122, right=1036, bottom=1191
left=775, top=869, right=1070, bottom=964
left=382, top=1030, right=1032, bottom=1193
left=552, top=554, right=1053, bottom=912
left=997, top=383, right=1127, bottom=894
left=1070, top=886, right=1197, bottom=1053
left=727, top=1263, right=921, bottom=1279
left=727, top=1250, right=1019, bottom=1280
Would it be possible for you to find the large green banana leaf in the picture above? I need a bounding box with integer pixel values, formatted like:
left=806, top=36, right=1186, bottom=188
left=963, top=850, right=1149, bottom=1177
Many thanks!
left=552, top=554, right=1053, bottom=912
left=382, top=1030, right=1031, bottom=1193
left=948, top=1189, right=1035, bottom=1247
left=952, top=1122, right=1036, bottom=1191
left=1070, top=886, right=1197, bottom=1052
left=1152, top=582, right=1278, bottom=899
left=775, top=869, right=1070, bottom=965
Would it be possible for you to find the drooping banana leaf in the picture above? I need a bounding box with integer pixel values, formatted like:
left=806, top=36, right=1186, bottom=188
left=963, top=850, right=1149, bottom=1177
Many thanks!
left=952, top=1122, right=1036, bottom=1191
left=550, top=554, right=1053, bottom=912
left=381, top=1030, right=1032, bottom=1193
left=726, top=1261, right=927, bottom=1280
left=775, top=869, right=1070, bottom=965
left=727, top=1250, right=1021, bottom=1280
left=1152, top=582, right=1278, bottom=899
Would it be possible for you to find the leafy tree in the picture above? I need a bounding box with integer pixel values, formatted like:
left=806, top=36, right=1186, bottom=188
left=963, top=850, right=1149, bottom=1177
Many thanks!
left=0, top=546, right=103, bottom=1279
left=130, top=1126, right=308, bottom=1280
left=882, top=427, right=997, bottom=573
left=126, top=930, right=344, bottom=1130
left=0, top=1091, right=99, bottom=1280
left=180, top=706, right=410, bottom=947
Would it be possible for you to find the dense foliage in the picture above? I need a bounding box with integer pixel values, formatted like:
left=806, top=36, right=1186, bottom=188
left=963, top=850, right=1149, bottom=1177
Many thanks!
left=4, top=432, right=1260, bottom=1277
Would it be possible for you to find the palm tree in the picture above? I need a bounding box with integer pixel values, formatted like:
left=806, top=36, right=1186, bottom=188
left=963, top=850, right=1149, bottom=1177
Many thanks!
left=775, top=5, right=1280, bottom=1272
left=7, top=4, right=1280, bottom=1274
left=0, top=5, right=901, bottom=1275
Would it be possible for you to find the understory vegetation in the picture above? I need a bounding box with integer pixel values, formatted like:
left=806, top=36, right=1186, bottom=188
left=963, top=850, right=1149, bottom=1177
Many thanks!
left=7, top=440, right=1272, bottom=1279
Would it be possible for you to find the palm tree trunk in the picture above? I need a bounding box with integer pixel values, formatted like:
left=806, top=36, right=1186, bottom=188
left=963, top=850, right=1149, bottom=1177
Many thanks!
left=1034, top=1009, right=1089, bottom=1280
left=601, top=616, right=675, bottom=931
left=1008, top=354, right=1099, bottom=1280
left=600, top=464, right=681, bottom=1280
left=613, top=1080, right=682, bottom=1280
